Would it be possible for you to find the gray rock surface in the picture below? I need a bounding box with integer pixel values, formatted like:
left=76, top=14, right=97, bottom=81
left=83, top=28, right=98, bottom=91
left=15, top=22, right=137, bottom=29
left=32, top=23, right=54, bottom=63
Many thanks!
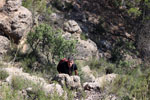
left=64, top=20, right=82, bottom=33
left=0, top=0, right=32, bottom=43
left=4, top=0, right=22, bottom=12
left=0, top=36, right=10, bottom=59
left=75, top=39, right=99, bottom=60
left=2, top=67, right=64, bottom=96
left=81, top=65, right=96, bottom=82
left=53, top=74, right=82, bottom=90
left=83, top=74, right=117, bottom=91
left=0, top=0, right=5, bottom=9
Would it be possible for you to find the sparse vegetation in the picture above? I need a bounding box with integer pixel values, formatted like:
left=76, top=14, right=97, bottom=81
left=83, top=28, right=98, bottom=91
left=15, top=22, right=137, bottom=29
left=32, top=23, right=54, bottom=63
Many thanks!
left=80, top=33, right=88, bottom=41
left=0, top=84, right=24, bottom=100
left=1, top=0, right=150, bottom=99
left=0, top=70, right=9, bottom=80
left=27, top=24, right=77, bottom=65
left=11, top=76, right=34, bottom=90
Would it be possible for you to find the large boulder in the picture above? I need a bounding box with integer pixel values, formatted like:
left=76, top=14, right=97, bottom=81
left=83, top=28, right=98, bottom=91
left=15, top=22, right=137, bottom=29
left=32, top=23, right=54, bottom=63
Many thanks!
left=63, top=20, right=99, bottom=60
left=51, top=0, right=73, bottom=11
left=0, top=0, right=32, bottom=43
left=0, top=0, right=5, bottom=9
left=63, top=32, right=99, bottom=61
left=83, top=74, right=117, bottom=91
left=53, top=74, right=82, bottom=90
left=64, top=20, right=82, bottom=34
left=0, top=36, right=10, bottom=60
left=76, top=39, right=99, bottom=60
left=81, top=66, right=95, bottom=82
left=4, top=0, right=22, bottom=12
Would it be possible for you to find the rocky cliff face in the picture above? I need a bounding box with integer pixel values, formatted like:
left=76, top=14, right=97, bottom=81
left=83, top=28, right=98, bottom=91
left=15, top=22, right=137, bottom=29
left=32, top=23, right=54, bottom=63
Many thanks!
left=0, top=0, right=32, bottom=43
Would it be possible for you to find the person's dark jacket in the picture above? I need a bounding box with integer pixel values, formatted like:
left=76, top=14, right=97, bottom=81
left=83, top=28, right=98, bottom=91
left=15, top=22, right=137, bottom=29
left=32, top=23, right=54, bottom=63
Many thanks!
left=57, top=61, right=77, bottom=75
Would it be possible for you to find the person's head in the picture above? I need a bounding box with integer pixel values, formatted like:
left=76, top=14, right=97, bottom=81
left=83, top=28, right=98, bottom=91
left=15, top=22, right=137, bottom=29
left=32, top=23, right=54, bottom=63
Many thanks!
left=67, top=57, right=74, bottom=67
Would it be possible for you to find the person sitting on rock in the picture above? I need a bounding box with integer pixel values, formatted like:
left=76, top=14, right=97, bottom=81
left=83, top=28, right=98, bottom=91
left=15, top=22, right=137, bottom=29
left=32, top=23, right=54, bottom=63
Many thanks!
left=57, top=57, right=78, bottom=76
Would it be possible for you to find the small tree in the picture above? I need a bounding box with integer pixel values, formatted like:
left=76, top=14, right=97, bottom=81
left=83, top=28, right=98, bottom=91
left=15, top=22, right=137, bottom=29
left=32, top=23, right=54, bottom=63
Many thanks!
left=27, top=24, right=77, bottom=65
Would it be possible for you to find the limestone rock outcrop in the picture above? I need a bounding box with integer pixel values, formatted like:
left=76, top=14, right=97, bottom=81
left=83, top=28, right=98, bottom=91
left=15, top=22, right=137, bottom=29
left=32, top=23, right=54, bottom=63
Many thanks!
left=53, top=74, right=82, bottom=90
left=81, top=65, right=95, bottom=82
left=2, top=67, right=64, bottom=96
left=83, top=74, right=117, bottom=91
left=0, top=0, right=32, bottom=43
left=64, top=20, right=82, bottom=34
left=63, top=20, right=100, bottom=60
left=76, top=39, right=99, bottom=60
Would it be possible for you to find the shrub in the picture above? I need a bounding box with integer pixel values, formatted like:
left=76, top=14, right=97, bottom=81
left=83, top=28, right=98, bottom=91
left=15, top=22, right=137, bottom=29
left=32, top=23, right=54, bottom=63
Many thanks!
left=22, top=0, right=47, bottom=13
left=11, top=76, right=34, bottom=90
left=110, top=74, right=149, bottom=100
left=0, top=70, right=9, bottom=80
left=0, top=84, right=24, bottom=100
left=128, top=7, right=141, bottom=17
left=84, top=58, right=116, bottom=77
left=22, top=0, right=53, bottom=23
left=27, top=24, right=77, bottom=65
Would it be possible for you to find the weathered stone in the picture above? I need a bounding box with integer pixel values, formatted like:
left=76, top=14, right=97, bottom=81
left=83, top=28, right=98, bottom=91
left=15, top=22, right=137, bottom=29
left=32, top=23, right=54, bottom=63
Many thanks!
left=83, top=74, right=117, bottom=91
left=3, top=67, right=64, bottom=96
left=123, top=54, right=142, bottom=68
left=43, top=83, right=64, bottom=96
left=0, top=0, right=32, bottom=43
left=64, top=20, right=82, bottom=33
left=75, top=39, right=99, bottom=60
left=81, top=66, right=95, bottom=82
left=53, top=74, right=82, bottom=90
left=52, top=0, right=73, bottom=11
left=0, top=13, right=11, bottom=34
left=4, top=0, right=22, bottom=12
left=10, top=6, right=32, bottom=40
left=0, top=36, right=10, bottom=59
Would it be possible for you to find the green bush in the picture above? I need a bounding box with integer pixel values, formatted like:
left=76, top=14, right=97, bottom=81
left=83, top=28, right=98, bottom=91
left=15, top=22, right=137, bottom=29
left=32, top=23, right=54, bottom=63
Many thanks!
left=0, top=70, right=9, bottom=80
left=27, top=23, right=77, bottom=65
left=111, top=39, right=138, bottom=62
left=128, top=7, right=141, bottom=17
left=0, top=84, right=24, bottom=100
left=85, top=58, right=116, bottom=77
left=22, top=0, right=47, bottom=13
left=22, top=0, right=53, bottom=23
left=110, top=74, right=149, bottom=100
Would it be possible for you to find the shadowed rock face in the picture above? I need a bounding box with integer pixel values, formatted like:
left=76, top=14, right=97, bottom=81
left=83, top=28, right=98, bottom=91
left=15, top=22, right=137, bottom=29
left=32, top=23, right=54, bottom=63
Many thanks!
left=0, top=35, right=10, bottom=59
left=0, top=0, right=32, bottom=43
left=137, top=21, right=150, bottom=61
